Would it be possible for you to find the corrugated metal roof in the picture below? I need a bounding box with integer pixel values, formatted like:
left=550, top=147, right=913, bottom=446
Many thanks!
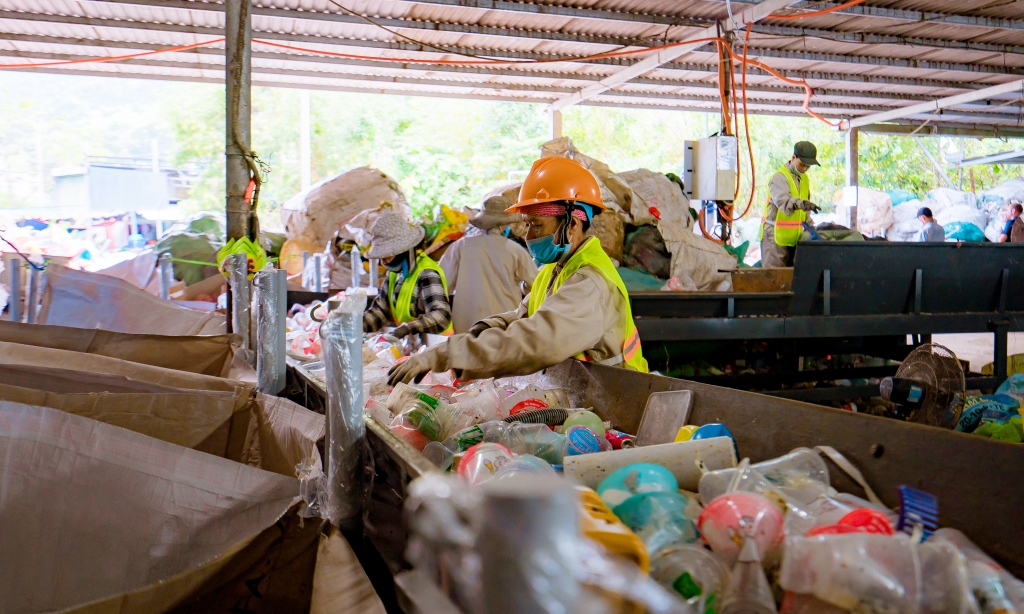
left=3, top=0, right=1024, bottom=132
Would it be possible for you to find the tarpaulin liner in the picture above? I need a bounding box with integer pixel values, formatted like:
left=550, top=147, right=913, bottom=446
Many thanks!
left=0, top=400, right=302, bottom=614
left=93, top=249, right=158, bottom=290
left=0, top=362, right=324, bottom=478
left=0, top=341, right=243, bottom=392
left=0, top=320, right=243, bottom=378
left=281, top=167, right=410, bottom=246
left=310, top=526, right=388, bottom=614
left=39, top=264, right=226, bottom=336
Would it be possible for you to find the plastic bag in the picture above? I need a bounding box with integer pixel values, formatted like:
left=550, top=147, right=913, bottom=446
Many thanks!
left=933, top=528, right=1024, bottom=614
left=779, top=533, right=975, bottom=613
left=500, top=422, right=566, bottom=465
left=387, top=382, right=471, bottom=445
left=453, top=379, right=507, bottom=423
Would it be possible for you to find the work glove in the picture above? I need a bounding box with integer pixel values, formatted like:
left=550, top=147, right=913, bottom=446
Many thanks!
left=802, top=200, right=821, bottom=213
left=387, top=350, right=443, bottom=386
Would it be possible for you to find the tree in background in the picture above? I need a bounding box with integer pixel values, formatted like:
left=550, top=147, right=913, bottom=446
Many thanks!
left=4, top=72, right=1024, bottom=230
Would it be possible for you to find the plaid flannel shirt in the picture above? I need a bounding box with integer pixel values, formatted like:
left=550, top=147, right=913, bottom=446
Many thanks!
left=363, top=268, right=452, bottom=335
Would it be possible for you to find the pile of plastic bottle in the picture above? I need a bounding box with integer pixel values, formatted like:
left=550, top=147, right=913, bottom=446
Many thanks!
left=367, top=366, right=1024, bottom=613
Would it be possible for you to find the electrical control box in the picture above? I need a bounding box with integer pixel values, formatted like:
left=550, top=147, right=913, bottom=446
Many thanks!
left=682, top=135, right=738, bottom=202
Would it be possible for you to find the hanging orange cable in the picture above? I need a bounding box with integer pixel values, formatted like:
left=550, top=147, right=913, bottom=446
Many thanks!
left=0, top=38, right=225, bottom=69
left=770, top=0, right=868, bottom=20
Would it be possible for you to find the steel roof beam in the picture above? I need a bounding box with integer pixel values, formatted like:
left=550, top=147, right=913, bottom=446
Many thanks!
left=717, top=1, right=1024, bottom=33
left=859, top=123, right=1024, bottom=139
left=9, top=41, right=1024, bottom=112
left=749, top=24, right=1024, bottom=56
left=8, top=48, right=985, bottom=115
left=0, top=30, right=1013, bottom=96
left=848, top=77, right=1024, bottom=129
left=5, top=8, right=1022, bottom=80
left=549, top=0, right=796, bottom=111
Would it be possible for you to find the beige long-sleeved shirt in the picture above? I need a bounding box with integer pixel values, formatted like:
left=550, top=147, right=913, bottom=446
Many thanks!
left=426, top=260, right=627, bottom=380
left=439, top=230, right=538, bottom=334
left=766, top=160, right=809, bottom=221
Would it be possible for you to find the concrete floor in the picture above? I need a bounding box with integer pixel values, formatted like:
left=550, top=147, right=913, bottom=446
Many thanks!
left=932, top=332, right=1024, bottom=373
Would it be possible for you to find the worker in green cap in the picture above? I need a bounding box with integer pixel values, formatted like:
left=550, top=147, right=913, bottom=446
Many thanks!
left=759, top=141, right=822, bottom=268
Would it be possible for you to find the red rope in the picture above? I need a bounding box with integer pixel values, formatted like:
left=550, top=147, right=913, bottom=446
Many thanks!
left=0, top=38, right=225, bottom=69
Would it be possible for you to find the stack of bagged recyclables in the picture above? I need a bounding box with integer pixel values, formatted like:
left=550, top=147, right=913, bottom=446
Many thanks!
left=280, top=166, right=414, bottom=288
left=501, top=138, right=736, bottom=291
left=382, top=363, right=1024, bottom=613
left=884, top=179, right=1024, bottom=242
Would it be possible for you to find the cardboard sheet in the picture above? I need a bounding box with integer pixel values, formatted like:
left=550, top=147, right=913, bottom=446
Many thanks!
left=38, top=264, right=226, bottom=336
left=311, top=526, right=388, bottom=614
left=0, top=341, right=244, bottom=392
left=0, top=401, right=300, bottom=614
left=0, top=369, right=325, bottom=479
left=0, top=320, right=242, bottom=378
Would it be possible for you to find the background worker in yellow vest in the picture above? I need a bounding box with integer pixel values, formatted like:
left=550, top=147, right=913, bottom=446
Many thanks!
left=363, top=208, right=453, bottom=338
left=760, top=141, right=822, bottom=268
left=388, top=157, right=647, bottom=385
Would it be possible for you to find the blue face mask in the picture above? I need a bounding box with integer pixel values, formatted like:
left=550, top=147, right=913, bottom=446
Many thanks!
left=384, top=255, right=410, bottom=276
left=526, top=232, right=570, bottom=266
left=502, top=226, right=512, bottom=238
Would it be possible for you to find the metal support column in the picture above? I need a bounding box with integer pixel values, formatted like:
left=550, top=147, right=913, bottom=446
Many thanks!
left=845, top=127, right=859, bottom=187
left=25, top=264, right=40, bottom=324
left=300, top=89, right=311, bottom=190
left=225, top=0, right=253, bottom=242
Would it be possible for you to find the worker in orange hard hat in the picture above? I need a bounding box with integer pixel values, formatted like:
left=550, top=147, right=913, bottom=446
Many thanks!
left=388, top=156, right=648, bottom=385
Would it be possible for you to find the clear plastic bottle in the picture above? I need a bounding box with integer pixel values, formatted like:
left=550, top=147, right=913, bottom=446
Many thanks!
left=649, top=543, right=728, bottom=613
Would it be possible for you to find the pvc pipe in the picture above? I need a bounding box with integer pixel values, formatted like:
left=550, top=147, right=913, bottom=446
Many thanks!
left=320, top=291, right=367, bottom=530
left=226, top=253, right=253, bottom=363
left=351, top=246, right=362, bottom=289
left=313, top=252, right=324, bottom=293
left=25, top=265, right=40, bottom=324
left=254, top=267, right=287, bottom=395
left=368, top=258, right=378, bottom=290
left=5, top=255, right=20, bottom=323
left=158, top=252, right=174, bottom=300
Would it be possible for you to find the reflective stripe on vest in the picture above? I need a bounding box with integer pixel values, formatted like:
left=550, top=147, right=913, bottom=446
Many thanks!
left=527, top=237, right=648, bottom=372
left=388, top=254, right=454, bottom=336
left=759, top=165, right=809, bottom=247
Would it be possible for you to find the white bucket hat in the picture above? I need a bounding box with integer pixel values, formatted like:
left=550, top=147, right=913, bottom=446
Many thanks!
left=470, top=195, right=524, bottom=230
left=366, top=209, right=425, bottom=259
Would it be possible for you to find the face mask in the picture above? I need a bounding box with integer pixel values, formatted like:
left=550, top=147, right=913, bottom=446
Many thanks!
left=502, top=226, right=512, bottom=238
left=384, top=256, right=409, bottom=276
left=526, top=232, right=569, bottom=266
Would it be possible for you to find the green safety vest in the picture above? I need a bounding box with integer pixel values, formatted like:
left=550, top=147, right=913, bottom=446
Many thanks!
left=527, top=237, right=648, bottom=372
left=760, top=165, right=809, bottom=247
left=388, top=254, right=454, bottom=336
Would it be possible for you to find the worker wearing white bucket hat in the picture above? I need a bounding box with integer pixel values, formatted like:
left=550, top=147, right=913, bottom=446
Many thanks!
left=439, top=195, right=538, bottom=334
left=363, top=208, right=453, bottom=338
left=388, top=157, right=647, bottom=385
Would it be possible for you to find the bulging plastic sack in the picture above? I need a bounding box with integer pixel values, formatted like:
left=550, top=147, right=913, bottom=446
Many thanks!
left=700, top=449, right=830, bottom=521
left=779, top=533, right=976, bottom=614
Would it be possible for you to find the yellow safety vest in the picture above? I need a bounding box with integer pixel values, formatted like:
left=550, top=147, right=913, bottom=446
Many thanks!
left=388, top=254, right=454, bottom=336
left=760, top=165, right=809, bottom=247
left=527, top=238, right=648, bottom=372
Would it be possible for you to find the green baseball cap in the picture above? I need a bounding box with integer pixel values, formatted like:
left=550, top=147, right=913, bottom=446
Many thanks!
left=794, top=141, right=820, bottom=166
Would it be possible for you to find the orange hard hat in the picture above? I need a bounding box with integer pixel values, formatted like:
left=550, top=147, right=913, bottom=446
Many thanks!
left=506, top=157, right=606, bottom=213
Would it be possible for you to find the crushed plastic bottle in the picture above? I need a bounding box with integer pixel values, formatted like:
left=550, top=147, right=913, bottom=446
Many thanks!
left=720, top=537, right=778, bottom=614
